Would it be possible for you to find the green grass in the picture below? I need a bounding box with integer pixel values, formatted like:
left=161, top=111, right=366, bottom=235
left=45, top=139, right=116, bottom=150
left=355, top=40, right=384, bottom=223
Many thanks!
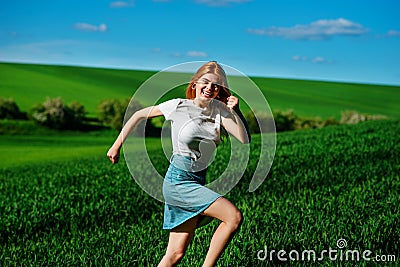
left=0, top=63, right=155, bottom=117
left=0, top=120, right=113, bottom=168
left=1, top=61, right=399, bottom=266
left=251, top=76, right=400, bottom=119
left=1, top=62, right=399, bottom=119
left=0, top=121, right=165, bottom=168
left=0, top=135, right=110, bottom=168
left=1, top=119, right=399, bottom=266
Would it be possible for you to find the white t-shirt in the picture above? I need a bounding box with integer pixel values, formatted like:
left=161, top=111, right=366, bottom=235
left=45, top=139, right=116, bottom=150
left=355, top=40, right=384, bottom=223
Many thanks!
left=158, top=98, right=232, bottom=163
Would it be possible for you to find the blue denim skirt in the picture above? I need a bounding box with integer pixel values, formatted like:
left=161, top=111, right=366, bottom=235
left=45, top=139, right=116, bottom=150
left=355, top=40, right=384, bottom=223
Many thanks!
left=162, top=154, right=221, bottom=230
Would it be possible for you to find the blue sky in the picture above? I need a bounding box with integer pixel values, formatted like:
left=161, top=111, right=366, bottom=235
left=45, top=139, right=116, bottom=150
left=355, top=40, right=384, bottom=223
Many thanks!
left=1, top=0, right=399, bottom=85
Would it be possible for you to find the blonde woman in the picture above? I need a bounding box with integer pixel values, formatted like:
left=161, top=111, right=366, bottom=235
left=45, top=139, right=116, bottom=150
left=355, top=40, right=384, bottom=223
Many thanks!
left=107, top=61, right=250, bottom=266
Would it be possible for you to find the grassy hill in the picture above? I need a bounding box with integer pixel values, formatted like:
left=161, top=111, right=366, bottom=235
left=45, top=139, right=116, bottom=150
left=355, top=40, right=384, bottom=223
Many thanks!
left=0, top=63, right=154, bottom=118
left=1, top=62, right=399, bottom=119
left=1, top=61, right=399, bottom=266
left=1, top=119, right=399, bottom=266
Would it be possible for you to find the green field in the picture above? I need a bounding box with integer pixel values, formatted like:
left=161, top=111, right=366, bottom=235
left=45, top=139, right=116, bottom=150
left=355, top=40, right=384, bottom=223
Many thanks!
left=0, top=63, right=155, bottom=119
left=1, top=62, right=399, bottom=119
left=1, top=119, right=399, bottom=266
left=1, top=62, right=399, bottom=266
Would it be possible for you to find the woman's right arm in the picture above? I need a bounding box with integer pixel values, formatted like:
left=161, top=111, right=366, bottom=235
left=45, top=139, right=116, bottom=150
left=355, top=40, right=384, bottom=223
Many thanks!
left=107, top=105, right=163, bottom=164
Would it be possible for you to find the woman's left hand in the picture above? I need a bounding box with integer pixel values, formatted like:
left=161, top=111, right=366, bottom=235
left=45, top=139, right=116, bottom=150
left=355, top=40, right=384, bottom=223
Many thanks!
left=227, top=96, right=239, bottom=110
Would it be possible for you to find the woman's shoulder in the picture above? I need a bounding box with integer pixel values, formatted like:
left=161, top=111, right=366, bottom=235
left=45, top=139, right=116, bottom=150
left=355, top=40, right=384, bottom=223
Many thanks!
left=159, top=98, right=184, bottom=106
left=157, top=98, right=185, bottom=118
left=168, top=98, right=194, bottom=107
left=163, top=98, right=190, bottom=103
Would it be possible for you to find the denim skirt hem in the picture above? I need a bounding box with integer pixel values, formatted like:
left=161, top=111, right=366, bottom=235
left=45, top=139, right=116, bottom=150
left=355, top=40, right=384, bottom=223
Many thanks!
left=162, top=196, right=222, bottom=230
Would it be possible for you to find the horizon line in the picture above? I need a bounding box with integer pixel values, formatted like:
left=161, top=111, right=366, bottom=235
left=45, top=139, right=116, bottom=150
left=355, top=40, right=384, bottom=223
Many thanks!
left=1, top=60, right=399, bottom=87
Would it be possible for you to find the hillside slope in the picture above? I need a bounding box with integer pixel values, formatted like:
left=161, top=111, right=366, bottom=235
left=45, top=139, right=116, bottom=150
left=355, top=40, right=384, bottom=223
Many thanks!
left=1, top=62, right=399, bottom=119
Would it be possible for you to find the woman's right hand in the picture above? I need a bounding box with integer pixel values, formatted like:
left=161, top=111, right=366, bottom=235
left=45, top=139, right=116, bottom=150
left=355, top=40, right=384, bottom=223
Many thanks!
left=107, top=146, right=121, bottom=164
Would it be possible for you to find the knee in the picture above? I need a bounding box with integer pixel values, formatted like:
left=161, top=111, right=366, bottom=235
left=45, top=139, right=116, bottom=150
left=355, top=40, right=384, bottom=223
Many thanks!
left=228, top=209, right=243, bottom=232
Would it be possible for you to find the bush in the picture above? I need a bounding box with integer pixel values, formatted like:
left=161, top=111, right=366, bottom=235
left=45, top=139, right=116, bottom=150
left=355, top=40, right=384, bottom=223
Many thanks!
left=68, top=101, right=86, bottom=123
left=274, top=110, right=340, bottom=132
left=0, top=98, right=26, bottom=120
left=97, top=99, right=124, bottom=129
left=295, top=116, right=338, bottom=130
left=244, top=111, right=275, bottom=134
left=97, top=98, right=161, bottom=136
left=273, top=109, right=298, bottom=132
left=340, top=110, right=387, bottom=124
left=29, top=97, right=86, bottom=130
left=245, top=109, right=340, bottom=133
left=98, top=98, right=143, bottom=131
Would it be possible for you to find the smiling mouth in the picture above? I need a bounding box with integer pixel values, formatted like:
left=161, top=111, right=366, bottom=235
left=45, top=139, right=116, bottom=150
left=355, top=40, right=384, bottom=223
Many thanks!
left=201, top=89, right=213, bottom=98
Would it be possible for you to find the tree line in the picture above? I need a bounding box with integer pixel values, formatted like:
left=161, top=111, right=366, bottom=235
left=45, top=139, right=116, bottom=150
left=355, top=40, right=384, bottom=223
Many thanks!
left=0, top=97, right=387, bottom=134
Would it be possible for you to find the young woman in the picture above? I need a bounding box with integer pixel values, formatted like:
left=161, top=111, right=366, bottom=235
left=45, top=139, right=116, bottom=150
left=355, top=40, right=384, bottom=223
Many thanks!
left=107, top=61, right=250, bottom=266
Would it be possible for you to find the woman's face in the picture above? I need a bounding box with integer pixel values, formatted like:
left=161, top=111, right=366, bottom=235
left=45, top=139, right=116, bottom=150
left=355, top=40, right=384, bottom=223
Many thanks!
left=194, top=73, right=221, bottom=100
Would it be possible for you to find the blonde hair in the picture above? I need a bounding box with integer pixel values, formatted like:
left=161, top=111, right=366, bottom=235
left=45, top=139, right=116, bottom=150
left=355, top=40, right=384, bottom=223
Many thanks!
left=186, top=61, right=231, bottom=104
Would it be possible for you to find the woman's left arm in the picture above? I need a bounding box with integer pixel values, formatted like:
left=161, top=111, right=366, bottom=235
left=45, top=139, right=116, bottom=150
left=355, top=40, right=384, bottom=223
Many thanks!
left=221, top=96, right=251, bottom=144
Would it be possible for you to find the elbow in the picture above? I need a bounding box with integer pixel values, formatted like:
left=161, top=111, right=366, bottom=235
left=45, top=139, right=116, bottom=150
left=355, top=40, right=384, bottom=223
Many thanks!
left=246, top=135, right=251, bottom=144
left=240, top=134, right=251, bottom=144
left=132, top=109, right=148, bottom=122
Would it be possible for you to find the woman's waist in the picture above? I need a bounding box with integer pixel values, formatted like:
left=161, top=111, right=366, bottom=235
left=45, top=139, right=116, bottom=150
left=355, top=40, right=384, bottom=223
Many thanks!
left=170, top=153, right=208, bottom=173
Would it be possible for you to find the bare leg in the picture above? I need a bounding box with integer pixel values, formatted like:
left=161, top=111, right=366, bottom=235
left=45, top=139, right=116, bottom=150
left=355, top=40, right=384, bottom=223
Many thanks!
left=200, top=197, right=242, bottom=267
left=157, top=216, right=199, bottom=267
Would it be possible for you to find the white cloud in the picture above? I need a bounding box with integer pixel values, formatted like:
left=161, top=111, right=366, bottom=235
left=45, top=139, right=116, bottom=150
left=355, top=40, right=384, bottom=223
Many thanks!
left=74, top=23, right=107, bottom=32
left=386, top=30, right=400, bottom=37
left=292, top=55, right=308, bottom=62
left=292, top=55, right=331, bottom=64
left=186, top=51, right=208, bottom=57
left=110, top=1, right=134, bottom=8
left=312, top=57, right=327, bottom=64
left=195, top=0, right=251, bottom=7
left=248, top=18, right=368, bottom=40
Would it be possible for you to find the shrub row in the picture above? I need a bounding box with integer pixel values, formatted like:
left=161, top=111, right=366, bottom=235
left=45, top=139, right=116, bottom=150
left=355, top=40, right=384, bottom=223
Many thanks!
left=0, top=97, right=88, bottom=130
left=0, top=97, right=159, bottom=134
left=0, top=97, right=388, bottom=133
left=244, top=109, right=387, bottom=133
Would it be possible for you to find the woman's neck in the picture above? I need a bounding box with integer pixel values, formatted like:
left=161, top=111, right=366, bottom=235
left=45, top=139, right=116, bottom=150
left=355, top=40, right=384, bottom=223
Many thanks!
left=193, top=97, right=213, bottom=108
